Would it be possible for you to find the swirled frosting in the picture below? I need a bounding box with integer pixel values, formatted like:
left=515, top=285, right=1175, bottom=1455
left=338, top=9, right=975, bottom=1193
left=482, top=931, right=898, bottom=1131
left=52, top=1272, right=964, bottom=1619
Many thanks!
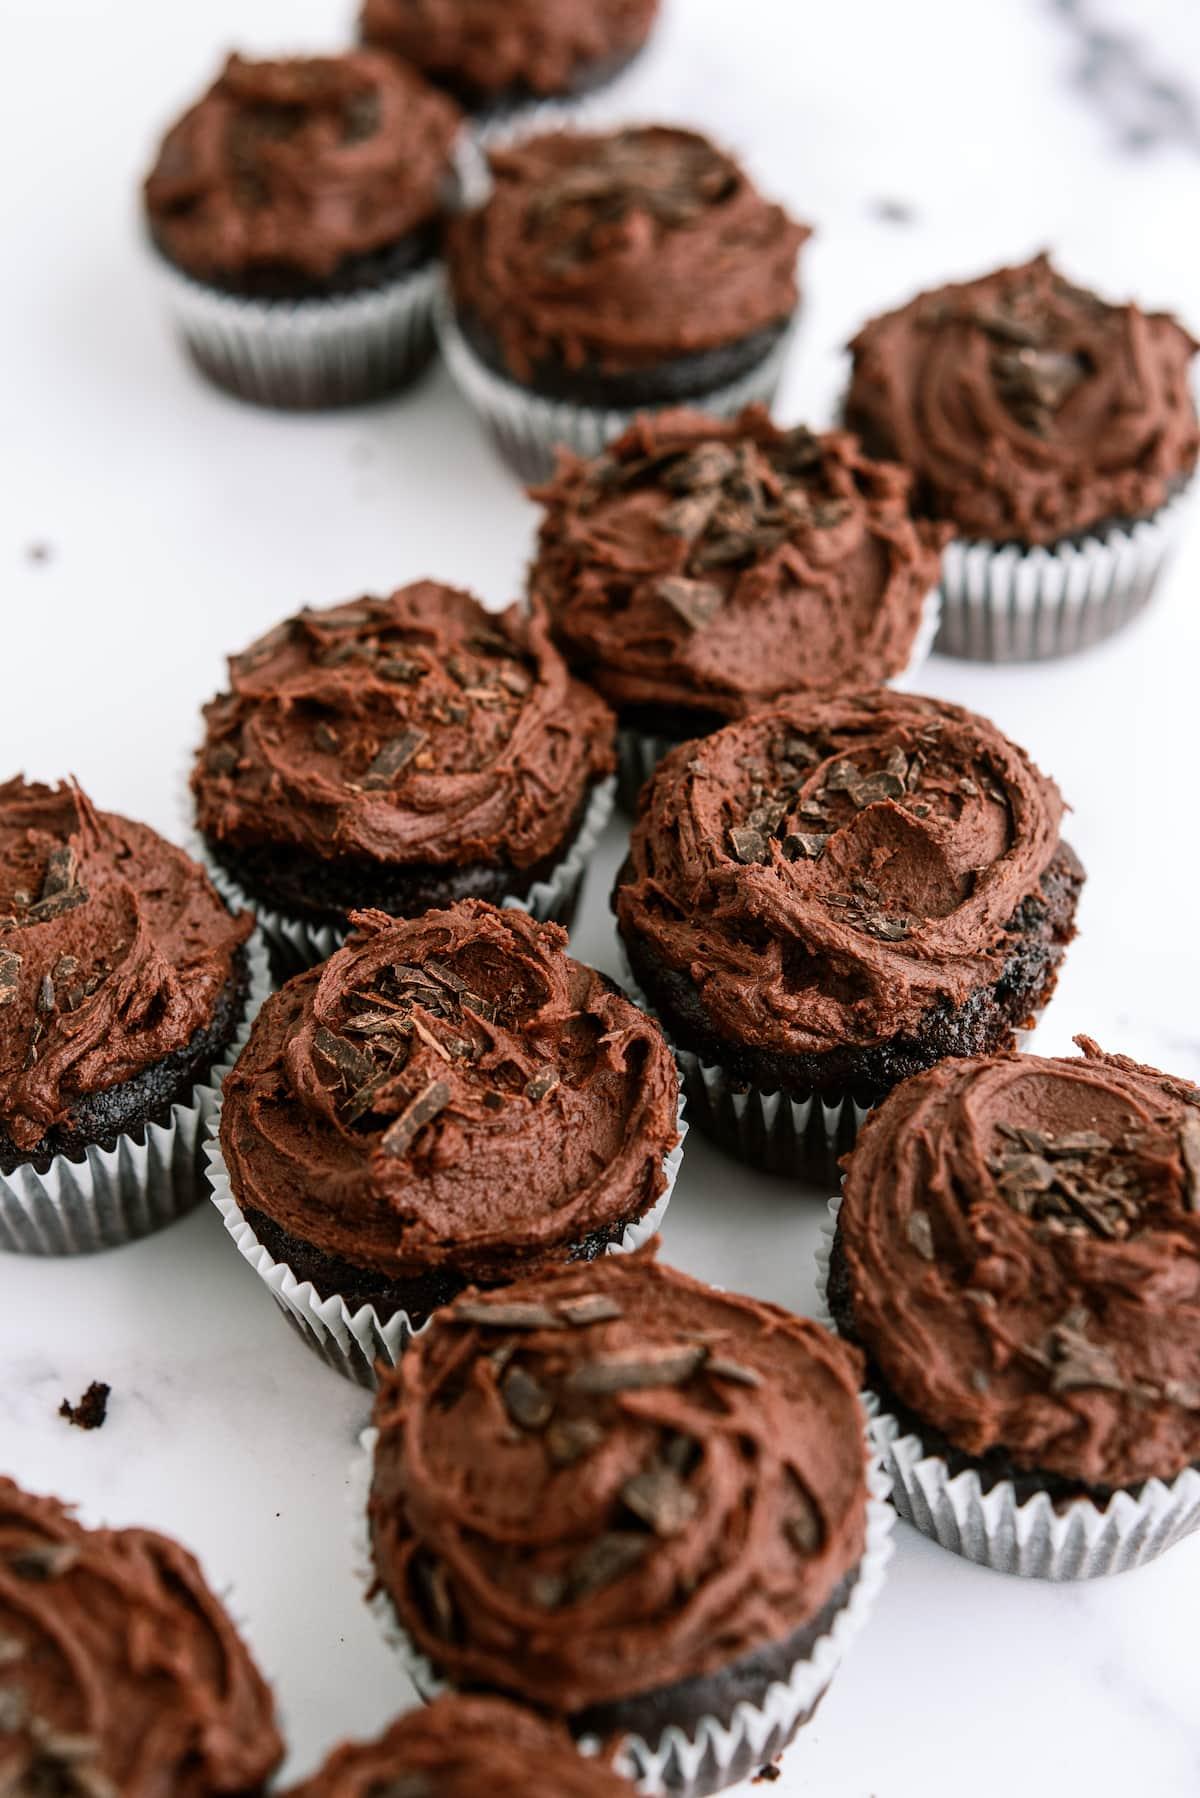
left=845, top=253, right=1199, bottom=544
left=144, top=51, right=462, bottom=285
left=369, top=1247, right=867, bottom=1714
left=285, top=1695, right=633, bottom=1797
left=529, top=407, right=947, bottom=717
left=615, top=692, right=1069, bottom=1055
left=838, top=1040, right=1200, bottom=1490
left=0, top=1477, right=282, bottom=1796
left=447, top=128, right=809, bottom=382
left=192, top=585, right=614, bottom=874
left=220, top=903, right=679, bottom=1284
left=0, top=778, right=251, bottom=1155
left=360, top=0, right=659, bottom=105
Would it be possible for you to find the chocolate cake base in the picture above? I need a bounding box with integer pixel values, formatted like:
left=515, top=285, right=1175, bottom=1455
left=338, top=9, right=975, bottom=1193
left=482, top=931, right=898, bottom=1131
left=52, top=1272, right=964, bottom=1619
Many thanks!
left=417, top=44, right=646, bottom=119
left=825, top=1226, right=1198, bottom=1513
left=456, top=309, right=795, bottom=410
left=240, top=1197, right=653, bottom=1328
left=620, top=843, right=1084, bottom=1108
left=203, top=784, right=597, bottom=936
left=154, top=223, right=441, bottom=304
left=0, top=950, right=249, bottom=1177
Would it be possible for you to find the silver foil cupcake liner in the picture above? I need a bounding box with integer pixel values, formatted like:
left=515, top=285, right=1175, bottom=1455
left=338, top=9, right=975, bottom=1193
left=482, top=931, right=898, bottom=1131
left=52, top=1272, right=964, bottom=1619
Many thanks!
left=351, top=1415, right=893, bottom=1798
left=189, top=775, right=616, bottom=978
left=936, top=488, right=1191, bottom=662
left=153, top=256, right=442, bottom=409
left=614, top=587, right=943, bottom=813
left=816, top=1197, right=1200, bottom=1578
left=204, top=1091, right=687, bottom=1390
left=0, top=932, right=270, bottom=1256
left=437, top=291, right=796, bottom=484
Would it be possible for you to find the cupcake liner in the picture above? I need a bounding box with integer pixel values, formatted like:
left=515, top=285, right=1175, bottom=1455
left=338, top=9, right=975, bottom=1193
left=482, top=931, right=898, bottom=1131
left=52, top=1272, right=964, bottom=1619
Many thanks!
left=816, top=1197, right=1200, bottom=1578
left=0, top=932, right=270, bottom=1257
left=935, top=487, right=1191, bottom=662
left=187, top=775, right=616, bottom=979
left=615, top=587, right=943, bottom=813
left=437, top=290, right=796, bottom=484
left=203, top=1090, right=687, bottom=1390
left=351, top=1415, right=893, bottom=1798
left=152, top=255, right=442, bottom=410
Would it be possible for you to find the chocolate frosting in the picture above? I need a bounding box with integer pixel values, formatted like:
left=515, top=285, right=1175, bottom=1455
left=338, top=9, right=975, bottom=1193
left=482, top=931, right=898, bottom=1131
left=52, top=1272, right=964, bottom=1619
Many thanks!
left=845, top=253, right=1199, bottom=544
left=838, top=1040, right=1200, bottom=1490
left=144, top=51, right=461, bottom=284
left=530, top=407, right=947, bottom=717
left=369, top=1246, right=868, bottom=1714
left=615, top=691, right=1067, bottom=1055
left=285, top=1695, right=633, bottom=1796
left=192, top=585, right=614, bottom=875
left=447, top=128, right=809, bottom=382
left=0, top=778, right=251, bottom=1155
left=360, top=0, right=659, bottom=103
left=220, top=903, right=678, bottom=1284
left=0, top=1477, right=282, bottom=1796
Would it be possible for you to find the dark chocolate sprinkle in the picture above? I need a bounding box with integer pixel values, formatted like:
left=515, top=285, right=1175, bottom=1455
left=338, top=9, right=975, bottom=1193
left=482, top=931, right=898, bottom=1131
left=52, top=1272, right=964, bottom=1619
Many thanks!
left=565, top=1342, right=707, bottom=1395
left=502, top=1365, right=554, bottom=1431
left=362, top=729, right=429, bottom=789
left=621, top=1466, right=698, bottom=1537
left=379, top=1078, right=451, bottom=1157
left=450, top=1301, right=565, bottom=1331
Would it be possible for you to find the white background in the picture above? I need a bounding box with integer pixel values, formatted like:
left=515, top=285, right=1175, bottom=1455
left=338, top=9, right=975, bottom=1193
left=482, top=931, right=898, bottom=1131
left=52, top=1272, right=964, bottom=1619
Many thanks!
left=3, top=2, right=1200, bottom=1793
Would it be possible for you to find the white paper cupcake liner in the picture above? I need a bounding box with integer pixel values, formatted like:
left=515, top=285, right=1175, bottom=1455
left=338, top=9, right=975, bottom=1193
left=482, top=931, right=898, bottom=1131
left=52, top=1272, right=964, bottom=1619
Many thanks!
left=437, top=291, right=796, bottom=484
left=351, top=1411, right=893, bottom=1798
left=0, top=931, right=270, bottom=1257
left=935, top=487, right=1191, bottom=662
left=204, top=1089, right=686, bottom=1389
left=615, top=588, right=942, bottom=813
left=152, top=254, right=442, bottom=410
left=816, top=1197, right=1200, bottom=1578
left=188, top=775, right=616, bottom=978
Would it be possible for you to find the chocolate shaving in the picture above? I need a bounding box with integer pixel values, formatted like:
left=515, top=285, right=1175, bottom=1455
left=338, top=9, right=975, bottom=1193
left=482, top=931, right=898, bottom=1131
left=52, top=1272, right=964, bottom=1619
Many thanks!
left=728, top=826, right=769, bottom=865
left=658, top=491, right=722, bottom=540
left=664, top=443, right=739, bottom=492
left=785, top=1488, right=823, bottom=1556
left=0, top=949, right=19, bottom=1006
left=414, top=1555, right=457, bottom=1642
left=40, top=845, right=78, bottom=900
left=502, top=1365, right=554, bottom=1431
left=781, top=832, right=826, bottom=862
left=562, top=1531, right=650, bottom=1602
left=362, top=728, right=428, bottom=789
left=1180, top=1117, right=1200, bottom=1212
left=376, top=656, right=423, bottom=685
left=1044, top=1308, right=1124, bottom=1395
left=379, top=1078, right=451, bottom=1157
left=906, top=1209, right=935, bottom=1261
left=707, top=1356, right=763, bottom=1388
left=558, top=1294, right=624, bottom=1327
left=621, top=1466, right=698, bottom=1537
left=546, top=1416, right=606, bottom=1466
left=524, top=1066, right=560, bottom=1102
left=565, top=1342, right=707, bottom=1395
left=450, top=1301, right=565, bottom=1331
left=10, top=1541, right=80, bottom=1581
left=654, top=575, right=722, bottom=631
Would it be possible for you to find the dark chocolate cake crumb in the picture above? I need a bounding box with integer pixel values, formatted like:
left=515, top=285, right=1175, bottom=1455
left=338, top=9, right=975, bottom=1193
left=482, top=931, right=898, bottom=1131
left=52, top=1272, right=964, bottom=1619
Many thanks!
left=753, top=1765, right=782, bottom=1783
left=59, top=1381, right=110, bottom=1431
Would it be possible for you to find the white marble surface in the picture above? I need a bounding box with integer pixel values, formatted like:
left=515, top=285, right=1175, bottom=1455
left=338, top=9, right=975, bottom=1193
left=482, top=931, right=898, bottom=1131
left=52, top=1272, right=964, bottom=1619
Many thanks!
left=4, top=0, right=1200, bottom=1792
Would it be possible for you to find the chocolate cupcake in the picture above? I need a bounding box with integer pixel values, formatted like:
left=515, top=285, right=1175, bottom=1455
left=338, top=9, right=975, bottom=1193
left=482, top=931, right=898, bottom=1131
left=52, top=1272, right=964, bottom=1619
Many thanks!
left=530, top=406, right=948, bottom=808
left=144, top=50, right=462, bottom=407
left=207, top=902, right=684, bottom=1386
left=822, top=1038, right=1200, bottom=1577
left=845, top=254, right=1199, bottom=659
left=0, top=777, right=264, bottom=1254
left=440, top=126, right=810, bottom=479
left=285, top=1695, right=635, bottom=1796
left=191, top=583, right=616, bottom=974
left=0, top=1476, right=283, bottom=1793
left=360, top=0, right=660, bottom=118
left=614, top=691, right=1084, bottom=1180
left=362, top=1248, right=892, bottom=1798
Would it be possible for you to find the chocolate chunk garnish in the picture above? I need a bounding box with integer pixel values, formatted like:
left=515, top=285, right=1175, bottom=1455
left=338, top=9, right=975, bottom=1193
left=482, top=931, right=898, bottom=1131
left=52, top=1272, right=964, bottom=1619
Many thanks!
left=781, top=832, right=826, bottom=862
left=728, top=826, right=769, bottom=865
left=621, top=1466, right=698, bottom=1536
left=41, top=845, right=78, bottom=900
left=565, top=1342, right=707, bottom=1394
left=502, top=1365, right=554, bottom=1431
left=0, top=948, right=19, bottom=1006
left=664, top=443, right=739, bottom=492
left=362, top=729, right=428, bottom=789
left=563, top=1532, right=650, bottom=1601
left=906, top=1209, right=935, bottom=1261
left=524, top=1066, right=560, bottom=1102
left=658, top=491, right=722, bottom=540
left=546, top=1417, right=606, bottom=1466
left=450, top=1301, right=565, bottom=1331
left=558, top=1294, right=624, bottom=1328
left=1044, top=1308, right=1124, bottom=1395
left=59, top=1382, right=110, bottom=1431
left=380, top=1078, right=451, bottom=1157
left=654, top=575, right=722, bottom=631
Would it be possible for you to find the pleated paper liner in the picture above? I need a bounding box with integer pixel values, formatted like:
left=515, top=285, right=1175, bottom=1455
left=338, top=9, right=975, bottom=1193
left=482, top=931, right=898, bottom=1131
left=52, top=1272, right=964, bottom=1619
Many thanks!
left=204, top=1091, right=687, bottom=1389
left=815, top=1196, right=1200, bottom=1578
left=350, top=1419, right=894, bottom=1798
left=0, top=930, right=270, bottom=1256
left=935, top=487, right=1191, bottom=662
left=189, top=774, right=616, bottom=980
